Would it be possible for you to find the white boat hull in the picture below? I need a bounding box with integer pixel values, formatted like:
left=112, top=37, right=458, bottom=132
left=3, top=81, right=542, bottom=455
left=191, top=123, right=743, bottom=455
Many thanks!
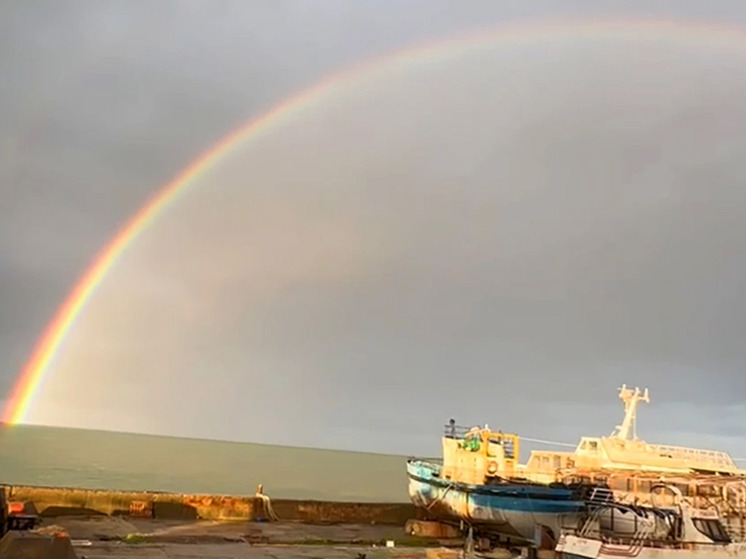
left=557, top=534, right=746, bottom=559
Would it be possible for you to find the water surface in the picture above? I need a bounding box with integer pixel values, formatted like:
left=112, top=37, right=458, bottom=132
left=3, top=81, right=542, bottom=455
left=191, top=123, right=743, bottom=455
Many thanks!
left=0, top=424, right=409, bottom=502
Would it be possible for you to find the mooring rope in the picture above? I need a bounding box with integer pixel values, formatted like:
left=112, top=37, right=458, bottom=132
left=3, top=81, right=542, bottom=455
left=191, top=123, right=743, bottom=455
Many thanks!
left=254, top=484, right=280, bottom=521
left=426, top=482, right=455, bottom=510
left=264, top=497, right=280, bottom=521
left=521, top=436, right=577, bottom=448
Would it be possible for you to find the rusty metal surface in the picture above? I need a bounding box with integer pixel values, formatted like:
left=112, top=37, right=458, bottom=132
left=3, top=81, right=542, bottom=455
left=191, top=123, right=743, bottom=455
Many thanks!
left=404, top=520, right=461, bottom=539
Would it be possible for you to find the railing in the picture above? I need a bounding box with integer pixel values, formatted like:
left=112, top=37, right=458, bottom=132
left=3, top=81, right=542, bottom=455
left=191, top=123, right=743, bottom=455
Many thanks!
left=568, top=488, right=746, bottom=547
left=723, top=516, right=746, bottom=542
left=575, top=503, right=670, bottom=547
left=443, top=424, right=476, bottom=439
left=586, top=487, right=615, bottom=506
left=442, top=423, right=517, bottom=459
left=569, top=521, right=738, bottom=549
left=649, top=444, right=737, bottom=470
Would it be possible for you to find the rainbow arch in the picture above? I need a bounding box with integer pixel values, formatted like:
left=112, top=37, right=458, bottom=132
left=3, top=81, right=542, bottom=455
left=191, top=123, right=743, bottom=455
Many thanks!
left=3, top=17, right=746, bottom=424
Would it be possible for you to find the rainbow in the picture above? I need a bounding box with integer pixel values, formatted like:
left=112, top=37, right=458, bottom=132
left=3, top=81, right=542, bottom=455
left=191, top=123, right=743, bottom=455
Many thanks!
left=3, top=17, right=745, bottom=425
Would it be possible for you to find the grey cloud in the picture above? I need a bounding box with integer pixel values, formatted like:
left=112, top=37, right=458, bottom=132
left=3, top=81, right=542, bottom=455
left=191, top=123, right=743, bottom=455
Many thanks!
left=4, top=1, right=746, bottom=456
left=20, top=33, right=746, bottom=458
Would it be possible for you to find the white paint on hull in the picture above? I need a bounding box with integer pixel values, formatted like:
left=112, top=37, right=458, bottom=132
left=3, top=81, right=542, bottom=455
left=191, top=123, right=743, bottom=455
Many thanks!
left=558, top=534, right=746, bottom=559
left=409, top=475, right=582, bottom=543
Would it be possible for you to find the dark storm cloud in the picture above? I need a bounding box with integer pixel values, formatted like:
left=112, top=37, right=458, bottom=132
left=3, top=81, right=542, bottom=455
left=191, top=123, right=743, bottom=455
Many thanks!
left=3, top=1, right=746, bottom=457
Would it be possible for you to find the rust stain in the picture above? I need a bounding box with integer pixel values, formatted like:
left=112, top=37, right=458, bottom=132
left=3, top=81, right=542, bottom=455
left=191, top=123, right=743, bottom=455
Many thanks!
left=129, top=500, right=152, bottom=517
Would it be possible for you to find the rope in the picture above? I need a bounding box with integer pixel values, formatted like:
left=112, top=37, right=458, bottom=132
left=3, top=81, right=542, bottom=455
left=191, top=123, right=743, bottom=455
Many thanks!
left=253, top=484, right=280, bottom=521
left=264, top=497, right=279, bottom=521
left=426, top=482, right=454, bottom=510
left=521, top=436, right=576, bottom=448
left=254, top=494, right=279, bottom=521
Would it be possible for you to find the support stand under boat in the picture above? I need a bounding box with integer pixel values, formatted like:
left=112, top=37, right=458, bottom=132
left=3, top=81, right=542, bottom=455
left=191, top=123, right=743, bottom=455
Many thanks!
left=464, top=524, right=475, bottom=559
left=460, top=521, right=502, bottom=557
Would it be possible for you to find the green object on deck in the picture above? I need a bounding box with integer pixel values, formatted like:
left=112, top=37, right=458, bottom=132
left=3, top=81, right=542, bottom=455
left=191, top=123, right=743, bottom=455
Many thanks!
left=462, top=438, right=480, bottom=451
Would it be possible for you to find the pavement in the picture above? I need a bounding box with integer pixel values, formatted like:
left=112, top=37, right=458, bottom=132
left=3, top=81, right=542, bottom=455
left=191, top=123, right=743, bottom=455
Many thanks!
left=68, top=542, right=432, bottom=559
left=30, top=517, right=462, bottom=559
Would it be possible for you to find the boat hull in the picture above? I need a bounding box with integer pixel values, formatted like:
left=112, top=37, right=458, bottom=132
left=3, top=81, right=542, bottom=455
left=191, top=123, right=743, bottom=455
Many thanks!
left=557, top=534, right=746, bottom=559
left=407, top=459, right=585, bottom=544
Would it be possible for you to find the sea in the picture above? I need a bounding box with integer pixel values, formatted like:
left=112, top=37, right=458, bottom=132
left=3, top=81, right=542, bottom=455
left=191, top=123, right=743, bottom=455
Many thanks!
left=0, top=423, right=410, bottom=503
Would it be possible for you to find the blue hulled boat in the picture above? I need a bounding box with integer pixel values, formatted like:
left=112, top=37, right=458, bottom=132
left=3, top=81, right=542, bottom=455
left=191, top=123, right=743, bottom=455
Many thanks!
left=408, top=387, right=746, bottom=547
left=407, top=424, right=597, bottom=546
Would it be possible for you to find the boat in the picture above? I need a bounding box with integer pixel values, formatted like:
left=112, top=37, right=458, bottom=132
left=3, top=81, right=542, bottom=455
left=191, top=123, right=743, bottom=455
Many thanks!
left=556, top=482, right=746, bottom=559
left=524, top=386, right=745, bottom=480
left=407, top=455, right=596, bottom=546
left=407, top=420, right=604, bottom=545
left=406, top=385, right=746, bottom=546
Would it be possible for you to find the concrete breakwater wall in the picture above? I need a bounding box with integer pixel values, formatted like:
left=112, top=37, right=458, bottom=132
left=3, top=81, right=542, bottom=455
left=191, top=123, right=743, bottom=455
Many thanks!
left=7, top=485, right=420, bottom=524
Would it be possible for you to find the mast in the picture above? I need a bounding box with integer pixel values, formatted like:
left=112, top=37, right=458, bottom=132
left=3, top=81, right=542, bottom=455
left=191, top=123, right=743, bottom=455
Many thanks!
left=610, top=385, right=649, bottom=441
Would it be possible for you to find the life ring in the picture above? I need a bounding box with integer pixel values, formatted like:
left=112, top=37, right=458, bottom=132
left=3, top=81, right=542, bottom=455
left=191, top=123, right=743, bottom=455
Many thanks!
left=486, top=461, right=499, bottom=476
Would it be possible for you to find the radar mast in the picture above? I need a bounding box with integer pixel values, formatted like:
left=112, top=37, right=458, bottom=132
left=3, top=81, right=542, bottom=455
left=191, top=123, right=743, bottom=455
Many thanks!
left=610, top=385, right=649, bottom=441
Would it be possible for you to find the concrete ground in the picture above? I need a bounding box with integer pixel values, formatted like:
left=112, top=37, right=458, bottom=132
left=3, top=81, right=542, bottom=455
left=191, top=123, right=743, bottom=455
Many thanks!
left=31, top=517, right=464, bottom=559
left=69, top=542, right=432, bottom=559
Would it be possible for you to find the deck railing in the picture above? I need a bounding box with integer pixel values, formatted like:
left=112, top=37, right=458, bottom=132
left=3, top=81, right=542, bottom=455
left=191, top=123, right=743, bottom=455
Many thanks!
left=649, top=444, right=737, bottom=470
left=442, top=424, right=474, bottom=439
left=442, top=423, right=517, bottom=460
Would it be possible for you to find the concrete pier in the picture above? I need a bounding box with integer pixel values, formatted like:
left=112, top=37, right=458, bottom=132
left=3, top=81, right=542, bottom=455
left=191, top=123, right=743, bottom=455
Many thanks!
left=7, top=484, right=419, bottom=524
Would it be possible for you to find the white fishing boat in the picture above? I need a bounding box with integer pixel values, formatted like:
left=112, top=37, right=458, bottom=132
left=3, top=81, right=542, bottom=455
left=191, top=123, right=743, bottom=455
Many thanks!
left=408, top=385, right=746, bottom=548
left=556, top=483, right=746, bottom=559
left=523, top=386, right=746, bottom=481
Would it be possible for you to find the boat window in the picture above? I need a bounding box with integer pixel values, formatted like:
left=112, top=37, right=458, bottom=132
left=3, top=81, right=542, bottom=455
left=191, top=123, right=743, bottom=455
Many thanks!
left=504, top=445, right=515, bottom=459
left=588, top=440, right=598, bottom=450
left=692, top=519, right=731, bottom=543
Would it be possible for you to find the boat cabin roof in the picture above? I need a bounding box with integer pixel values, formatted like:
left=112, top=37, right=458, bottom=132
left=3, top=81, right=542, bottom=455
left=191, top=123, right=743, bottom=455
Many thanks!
left=575, top=437, right=602, bottom=455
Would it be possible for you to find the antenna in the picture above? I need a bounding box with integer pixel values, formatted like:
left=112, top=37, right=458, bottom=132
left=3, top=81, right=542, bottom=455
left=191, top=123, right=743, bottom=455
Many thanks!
left=610, top=385, right=650, bottom=441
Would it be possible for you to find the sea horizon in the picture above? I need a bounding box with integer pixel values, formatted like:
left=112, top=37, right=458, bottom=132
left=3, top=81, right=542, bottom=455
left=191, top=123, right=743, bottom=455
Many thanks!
left=0, top=421, right=415, bottom=459
left=0, top=423, right=412, bottom=502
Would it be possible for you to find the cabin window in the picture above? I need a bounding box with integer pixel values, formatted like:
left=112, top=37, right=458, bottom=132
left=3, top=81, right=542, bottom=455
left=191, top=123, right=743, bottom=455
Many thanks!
left=693, top=519, right=731, bottom=543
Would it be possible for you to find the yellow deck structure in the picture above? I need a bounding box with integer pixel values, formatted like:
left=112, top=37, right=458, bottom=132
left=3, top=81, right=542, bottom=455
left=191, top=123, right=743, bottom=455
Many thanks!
left=522, top=386, right=744, bottom=479
left=439, top=385, right=746, bottom=488
left=441, top=427, right=521, bottom=485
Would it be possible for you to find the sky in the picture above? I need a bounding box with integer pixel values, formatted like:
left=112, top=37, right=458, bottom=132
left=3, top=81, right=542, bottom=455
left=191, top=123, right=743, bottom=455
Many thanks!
left=2, top=1, right=746, bottom=458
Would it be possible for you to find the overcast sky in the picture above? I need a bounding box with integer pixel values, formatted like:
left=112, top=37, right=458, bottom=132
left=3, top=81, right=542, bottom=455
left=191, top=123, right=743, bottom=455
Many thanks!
left=2, top=1, right=746, bottom=458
